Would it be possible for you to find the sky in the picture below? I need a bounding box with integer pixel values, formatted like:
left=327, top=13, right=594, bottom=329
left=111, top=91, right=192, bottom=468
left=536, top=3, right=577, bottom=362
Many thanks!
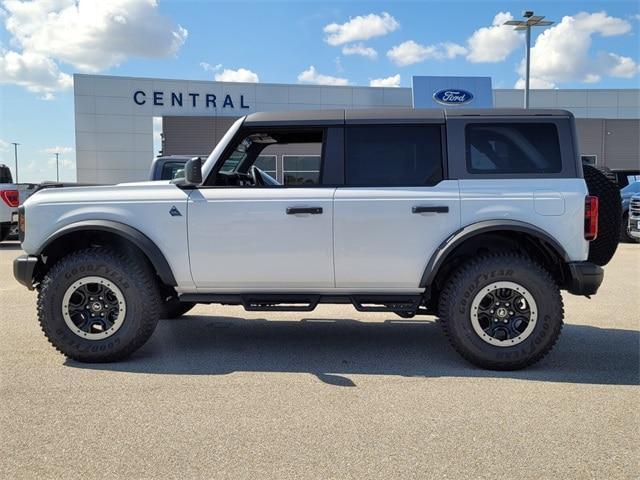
left=0, top=0, right=639, bottom=183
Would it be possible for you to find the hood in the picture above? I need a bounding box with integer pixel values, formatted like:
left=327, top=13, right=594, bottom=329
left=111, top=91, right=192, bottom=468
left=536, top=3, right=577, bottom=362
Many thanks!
left=24, top=180, right=181, bottom=207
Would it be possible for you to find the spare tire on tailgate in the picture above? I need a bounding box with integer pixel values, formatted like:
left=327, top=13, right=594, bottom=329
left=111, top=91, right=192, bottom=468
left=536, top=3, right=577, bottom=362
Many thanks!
left=583, top=165, right=621, bottom=266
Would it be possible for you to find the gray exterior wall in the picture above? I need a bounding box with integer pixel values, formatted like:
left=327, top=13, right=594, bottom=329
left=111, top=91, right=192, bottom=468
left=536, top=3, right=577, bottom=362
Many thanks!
left=574, top=119, right=640, bottom=170
left=74, top=74, right=639, bottom=184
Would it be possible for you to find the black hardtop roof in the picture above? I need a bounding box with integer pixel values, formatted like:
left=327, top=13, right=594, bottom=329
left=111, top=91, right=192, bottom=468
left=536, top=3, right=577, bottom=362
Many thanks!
left=243, top=108, right=574, bottom=126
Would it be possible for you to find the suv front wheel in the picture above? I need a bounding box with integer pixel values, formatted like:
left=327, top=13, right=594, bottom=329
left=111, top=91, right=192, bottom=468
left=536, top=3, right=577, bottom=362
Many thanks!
left=37, top=247, right=162, bottom=362
left=438, top=253, right=564, bottom=370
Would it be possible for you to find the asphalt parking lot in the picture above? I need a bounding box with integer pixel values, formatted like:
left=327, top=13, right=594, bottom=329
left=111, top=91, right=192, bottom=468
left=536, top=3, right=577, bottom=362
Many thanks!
left=0, top=241, right=638, bottom=479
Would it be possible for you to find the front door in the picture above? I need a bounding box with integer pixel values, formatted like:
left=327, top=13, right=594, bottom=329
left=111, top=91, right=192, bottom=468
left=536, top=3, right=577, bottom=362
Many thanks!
left=188, top=187, right=335, bottom=290
left=187, top=124, right=340, bottom=290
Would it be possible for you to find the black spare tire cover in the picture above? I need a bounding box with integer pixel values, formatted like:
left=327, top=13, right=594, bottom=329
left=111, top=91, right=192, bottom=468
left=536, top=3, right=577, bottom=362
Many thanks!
left=583, top=165, right=621, bottom=266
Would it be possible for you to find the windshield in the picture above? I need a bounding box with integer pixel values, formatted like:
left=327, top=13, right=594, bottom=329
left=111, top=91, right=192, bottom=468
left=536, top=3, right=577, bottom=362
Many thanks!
left=201, top=116, right=245, bottom=180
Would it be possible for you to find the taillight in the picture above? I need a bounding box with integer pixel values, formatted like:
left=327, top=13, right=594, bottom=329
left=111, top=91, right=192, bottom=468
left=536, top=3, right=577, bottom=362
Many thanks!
left=585, top=195, right=598, bottom=241
left=0, top=189, right=19, bottom=207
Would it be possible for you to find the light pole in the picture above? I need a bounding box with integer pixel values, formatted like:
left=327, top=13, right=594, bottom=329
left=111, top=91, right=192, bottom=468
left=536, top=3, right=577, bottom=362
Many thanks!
left=10, top=142, right=19, bottom=183
left=504, top=11, right=554, bottom=108
left=55, top=152, right=60, bottom=182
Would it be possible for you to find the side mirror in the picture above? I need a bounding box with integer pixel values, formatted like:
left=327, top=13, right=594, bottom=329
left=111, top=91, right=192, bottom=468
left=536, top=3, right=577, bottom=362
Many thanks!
left=175, top=157, right=202, bottom=186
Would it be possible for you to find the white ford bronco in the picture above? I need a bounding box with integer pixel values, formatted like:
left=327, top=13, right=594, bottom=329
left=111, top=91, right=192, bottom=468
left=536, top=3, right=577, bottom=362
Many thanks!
left=13, top=108, right=620, bottom=370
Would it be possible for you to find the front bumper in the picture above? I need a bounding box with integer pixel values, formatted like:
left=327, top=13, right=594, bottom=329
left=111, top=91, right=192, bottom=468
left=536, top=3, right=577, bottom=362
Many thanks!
left=628, top=217, right=640, bottom=239
left=566, top=261, right=604, bottom=296
left=13, top=255, right=38, bottom=290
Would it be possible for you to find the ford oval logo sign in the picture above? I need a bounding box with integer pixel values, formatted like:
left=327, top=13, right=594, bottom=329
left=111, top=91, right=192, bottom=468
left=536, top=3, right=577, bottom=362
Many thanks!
left=433, top=88, right=474, bottom=106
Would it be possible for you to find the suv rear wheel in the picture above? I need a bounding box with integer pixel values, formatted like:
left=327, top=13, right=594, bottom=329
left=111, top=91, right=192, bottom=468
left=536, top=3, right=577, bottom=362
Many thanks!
left=37, top=247, right=161, bottom=362
left=438, top=253, right=564, bottom=370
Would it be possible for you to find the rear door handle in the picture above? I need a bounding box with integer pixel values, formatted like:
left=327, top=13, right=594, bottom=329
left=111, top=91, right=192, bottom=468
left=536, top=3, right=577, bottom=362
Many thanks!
left=286, top=207, right=323, bottom=215
left=412, top=206, right=449, bottom=214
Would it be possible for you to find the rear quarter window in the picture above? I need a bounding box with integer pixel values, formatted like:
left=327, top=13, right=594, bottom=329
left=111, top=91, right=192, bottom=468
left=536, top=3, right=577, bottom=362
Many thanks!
left=465, top=123, right=562, bottom=174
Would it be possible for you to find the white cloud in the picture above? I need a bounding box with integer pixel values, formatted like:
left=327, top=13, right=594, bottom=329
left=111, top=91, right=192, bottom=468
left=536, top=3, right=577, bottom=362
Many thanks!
left=0, top=49, right=72, bottom=93
left=47, top=156, right=75, bottom=169
left=387, top=40, right=467, bottom=66
left=342, top=43, right=378, bottom=59
left=214, top=68, right=259, bottom=83
left=513, top=77, right=556, bottom=89
left=324, top=12, right=399, bottom=46
left=0, top=0, right=187, bottom=94
left=514, top=12, right=638, bottom=88
left=41, top=147, right=75, bottom=171
left=200, top=62, right=222, bottom=72
left=297, top=65, right=349, bottom=86
left=0, top=139, right=9, bottom=152
left=370, top=74, right=400, bottom=87
left=42, top=146, right=74, bottom=155
left=38, top=92, right=55, bottom=100
left=466, top=12, right=522, bottom=63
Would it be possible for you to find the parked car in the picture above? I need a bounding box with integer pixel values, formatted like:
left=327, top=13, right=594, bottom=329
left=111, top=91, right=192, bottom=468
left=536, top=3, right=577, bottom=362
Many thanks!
left=628, top=193, right=640, bottom=241
left=14, top=108, right=621, bottom=370
left=0, top=164, right=19, bottom=242
left=620, top=181, right=640, bottom=242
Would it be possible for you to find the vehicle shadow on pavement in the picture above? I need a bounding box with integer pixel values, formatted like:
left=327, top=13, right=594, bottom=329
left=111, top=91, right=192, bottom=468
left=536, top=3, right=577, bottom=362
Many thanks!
left=66, top=316, right=640, bottom=387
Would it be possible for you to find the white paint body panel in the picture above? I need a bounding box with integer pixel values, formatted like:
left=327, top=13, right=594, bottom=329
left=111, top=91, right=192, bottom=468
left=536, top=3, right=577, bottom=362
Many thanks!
left=21, top=178, right=589, bottom=294
left=0, top=183, right=17, bottom=224
left=21, top=182, right=194, bottom=288
left=459, top=179, right=589, bottom=261
left=333, top=182, right=461, bottom=289
left=187, top=188, right=335, bottom=289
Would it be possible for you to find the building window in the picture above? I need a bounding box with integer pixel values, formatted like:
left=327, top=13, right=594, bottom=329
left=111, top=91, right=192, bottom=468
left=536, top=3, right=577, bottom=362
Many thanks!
left=345, top=125, right=443, bottom=186
left=466, top=123, right=562, bottom=174
left=283, top=155, right=321, bottom=185
left=581, top=155, right=597, bottom=166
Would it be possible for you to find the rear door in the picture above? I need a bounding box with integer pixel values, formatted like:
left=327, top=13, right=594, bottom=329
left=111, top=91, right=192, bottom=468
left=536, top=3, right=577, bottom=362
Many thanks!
left=333, top=119, right=461, bottom=290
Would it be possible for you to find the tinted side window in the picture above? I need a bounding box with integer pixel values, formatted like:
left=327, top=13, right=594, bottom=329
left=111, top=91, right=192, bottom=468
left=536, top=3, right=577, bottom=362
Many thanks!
left=345, top=125, right=443, bottom=186
left=466, top=123, right=562, bottom=174
left=0, top=166, right=12, bottom=183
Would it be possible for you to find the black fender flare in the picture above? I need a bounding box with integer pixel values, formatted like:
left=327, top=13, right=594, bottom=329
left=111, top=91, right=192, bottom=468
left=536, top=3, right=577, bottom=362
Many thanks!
left=37, top=220, right=177, bottom=286
left=420, top=220, right=570, bottom=287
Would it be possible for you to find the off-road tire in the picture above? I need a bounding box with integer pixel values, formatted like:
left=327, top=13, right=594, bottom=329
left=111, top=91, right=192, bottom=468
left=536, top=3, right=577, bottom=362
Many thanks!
left=0, top=224, right=9, bottom=242
left=161, top=297, right=196, bottom=319
left=438, top=253, right=564, bottom=370
left=37, top=247, right=162, bottom=362
left=583, top=164, right=621, bottom=265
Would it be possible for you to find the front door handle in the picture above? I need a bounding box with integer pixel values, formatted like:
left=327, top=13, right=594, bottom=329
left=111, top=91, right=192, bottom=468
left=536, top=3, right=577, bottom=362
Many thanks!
left=412, top=206, right=449, bottom=214
left=286, top=207, right=323, bottom=215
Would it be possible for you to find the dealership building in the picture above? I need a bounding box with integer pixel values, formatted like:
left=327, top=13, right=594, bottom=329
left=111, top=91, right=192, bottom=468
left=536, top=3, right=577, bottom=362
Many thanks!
left=73, top=74, right=639, bottom=184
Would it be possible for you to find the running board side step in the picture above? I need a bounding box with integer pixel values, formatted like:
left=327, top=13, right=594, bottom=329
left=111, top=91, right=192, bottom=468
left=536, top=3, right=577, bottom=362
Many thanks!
left=350, top=295, right=422, bottom=313
left=179, top=293, right=424, bottom=314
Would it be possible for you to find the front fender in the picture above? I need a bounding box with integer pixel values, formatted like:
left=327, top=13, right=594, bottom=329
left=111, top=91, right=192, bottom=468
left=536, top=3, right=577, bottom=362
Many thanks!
left=36, top=220, right=177, bottom=286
